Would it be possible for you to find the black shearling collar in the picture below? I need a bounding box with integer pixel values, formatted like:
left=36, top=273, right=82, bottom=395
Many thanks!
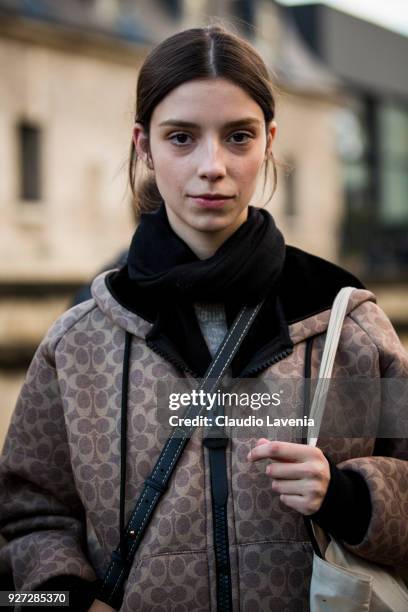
left=106, top=245, right=365, bottom=378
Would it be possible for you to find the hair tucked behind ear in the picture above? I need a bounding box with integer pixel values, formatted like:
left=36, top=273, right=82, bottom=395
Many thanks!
left=130, top=24, right=279, bottom=222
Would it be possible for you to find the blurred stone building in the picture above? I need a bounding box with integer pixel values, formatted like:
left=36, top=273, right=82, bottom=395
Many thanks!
left=0, top=0, right=407, bottom=444
left=288, top=1, right=408, bottom=350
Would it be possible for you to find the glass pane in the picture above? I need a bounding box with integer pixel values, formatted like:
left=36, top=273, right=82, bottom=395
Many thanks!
left=343, top=161, right=370, bottom=191
left=19, top=123, right=42, bottom=202
left=379, top=166, right=408, bottom=224
left=378, top=102, right=408, bottom=157
left=333, top=104, right=368, bottom=161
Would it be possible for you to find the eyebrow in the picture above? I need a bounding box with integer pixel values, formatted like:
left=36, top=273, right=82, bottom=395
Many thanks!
left=158, top=117, right=262, bottom=129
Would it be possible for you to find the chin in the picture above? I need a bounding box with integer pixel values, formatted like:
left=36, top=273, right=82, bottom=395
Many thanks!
left=192, top=216, right=234, bottom=233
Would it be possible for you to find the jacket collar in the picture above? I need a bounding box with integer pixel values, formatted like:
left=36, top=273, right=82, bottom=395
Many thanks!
left=92, top=245, right=374, bottom=378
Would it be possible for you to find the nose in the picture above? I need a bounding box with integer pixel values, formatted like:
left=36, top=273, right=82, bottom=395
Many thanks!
left=197, top=137, right=227, bottom=180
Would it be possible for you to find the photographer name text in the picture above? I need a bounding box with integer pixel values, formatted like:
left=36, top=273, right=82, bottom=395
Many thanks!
left=168, top=415, right=315, bottom=428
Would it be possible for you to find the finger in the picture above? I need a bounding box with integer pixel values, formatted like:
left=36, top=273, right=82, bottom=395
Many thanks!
left=280, top=493, right=324, bottom=515
left=254, top=438, right=270, bottom=447
left=253, top=438, right=290, bottom=461
left=270, top=479, right=308, bottom=495
left=266, top=462, right=308, bottom=480
left=279, top=494, right=306, bottom=514
left=247, top=440, right=316, bottom=463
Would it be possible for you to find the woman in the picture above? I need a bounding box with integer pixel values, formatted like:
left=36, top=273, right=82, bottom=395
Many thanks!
left=1, top=26, right=407, bottom=612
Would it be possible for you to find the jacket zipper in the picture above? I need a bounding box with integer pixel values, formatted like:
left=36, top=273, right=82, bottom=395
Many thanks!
left=146, top=339, right=199, bottom=378
left=241, top=346, right=294, bottom=377
left=209, top=346, right=293, bottom=611
left=148, top=339, right=293, bottom=612
left=147, top=341, right=294, bottom=381
left=226, top=347, right=293, bottom=612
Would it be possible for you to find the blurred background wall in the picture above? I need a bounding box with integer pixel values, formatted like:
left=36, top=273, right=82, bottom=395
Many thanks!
left=1, top=0, right=407, bottom=447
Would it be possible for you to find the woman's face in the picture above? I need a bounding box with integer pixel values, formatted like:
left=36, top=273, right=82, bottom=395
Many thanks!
left=133, top=77, right=276, bottom=258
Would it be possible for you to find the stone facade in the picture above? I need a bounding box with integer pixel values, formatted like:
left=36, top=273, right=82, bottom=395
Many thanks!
left=0, top=22, right=139, bottom=282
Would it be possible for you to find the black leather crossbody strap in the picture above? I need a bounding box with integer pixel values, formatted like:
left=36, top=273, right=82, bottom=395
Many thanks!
left=97, top=299, right=265, bottom=609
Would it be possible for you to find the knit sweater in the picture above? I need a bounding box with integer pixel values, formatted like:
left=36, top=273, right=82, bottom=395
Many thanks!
left=193, top=302, right=227, bottom=358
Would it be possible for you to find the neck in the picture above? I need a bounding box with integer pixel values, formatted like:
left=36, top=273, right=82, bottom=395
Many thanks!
left=165, top=207, right=248, bottom=260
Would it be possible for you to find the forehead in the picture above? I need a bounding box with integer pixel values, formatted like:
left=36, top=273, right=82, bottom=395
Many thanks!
left=151, top=77, right=264, bottom=127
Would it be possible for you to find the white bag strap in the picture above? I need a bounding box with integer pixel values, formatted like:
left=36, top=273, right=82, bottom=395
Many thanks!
left=307, top=286, right=356, bottom=446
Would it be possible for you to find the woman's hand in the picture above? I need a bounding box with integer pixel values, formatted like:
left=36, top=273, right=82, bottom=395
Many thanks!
left=87, top=599, right=116, bottom=612
left=247, top=438, right=330, bottom=515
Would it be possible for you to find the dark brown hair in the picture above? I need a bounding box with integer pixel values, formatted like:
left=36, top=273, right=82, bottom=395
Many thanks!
left=129, top=25, right=278, bottom=221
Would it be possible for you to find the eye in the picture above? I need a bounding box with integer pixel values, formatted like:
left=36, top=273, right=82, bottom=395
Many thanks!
left=229, top=131, right=253, bottom=144
left=167, top=130, right=254, bottom=147
left=168, top=132, right=193, bottom=146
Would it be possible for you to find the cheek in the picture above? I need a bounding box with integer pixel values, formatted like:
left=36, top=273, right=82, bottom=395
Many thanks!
left=154, top=159, right=185, bottom=196
left=234, top=155, right=265, bottom=186
left=155, top=169, right=187, bottom=206
left=156, top=153, right=190, bottom=185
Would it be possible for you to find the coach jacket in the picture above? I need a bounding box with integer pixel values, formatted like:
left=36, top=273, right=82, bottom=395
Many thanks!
left=1, top=246, right=408, bottom=611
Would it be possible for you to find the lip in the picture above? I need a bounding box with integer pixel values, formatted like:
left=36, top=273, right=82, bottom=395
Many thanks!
left=193, top=193, right=234, bottom=199
left=190, top=195, right=234, bottom=208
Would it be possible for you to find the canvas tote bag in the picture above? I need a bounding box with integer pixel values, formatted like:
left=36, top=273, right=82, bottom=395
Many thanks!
left=307, top=286, right=408, bottom=611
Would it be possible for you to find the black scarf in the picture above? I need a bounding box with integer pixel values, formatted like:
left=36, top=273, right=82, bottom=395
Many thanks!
left=108, top=200, right=365, bottom=376
left=127, top=201, right=285, bottom=305
left=109, top=201, right=287, bottom=377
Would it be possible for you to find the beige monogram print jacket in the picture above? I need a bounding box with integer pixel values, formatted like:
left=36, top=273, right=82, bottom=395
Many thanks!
left=1, top=271, right=408, bottom=611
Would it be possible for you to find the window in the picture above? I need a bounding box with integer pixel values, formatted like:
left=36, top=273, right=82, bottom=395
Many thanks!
left=231, top=0, right=256, bottom=36
left=18, top=122, right=42, bottom=202
left=333, top=101, right=372, bottom=256
left=335, top=97, right=408, bottom=280
left=162, top=0, right=182, bottom=18
left=377, top=101, right=408, bottom=226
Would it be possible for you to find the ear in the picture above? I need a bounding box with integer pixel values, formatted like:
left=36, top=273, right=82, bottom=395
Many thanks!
left=133, top=122, right=153, bottom=168
left=265, top=120, right=277, bottom=157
